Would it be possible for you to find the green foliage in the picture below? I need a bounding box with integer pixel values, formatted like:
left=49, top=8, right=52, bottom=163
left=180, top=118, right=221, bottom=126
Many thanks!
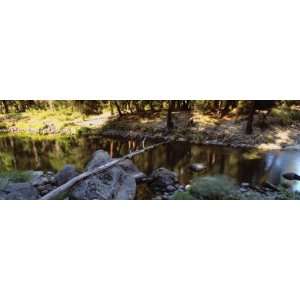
left=271, top=105, right=300, bottom=126
left=0, top=170, right=33, bottom=189
left=173, top=175, right=240, bottom=200
left=275, top=186, right=300, bottom=200
left=172, top=191, right=196, bottom=200
left=189, top=175, right=239, bottom=199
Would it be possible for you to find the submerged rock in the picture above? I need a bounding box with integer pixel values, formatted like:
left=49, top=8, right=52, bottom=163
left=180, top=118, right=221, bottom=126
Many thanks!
left=69, top=150, right=136, bottom=200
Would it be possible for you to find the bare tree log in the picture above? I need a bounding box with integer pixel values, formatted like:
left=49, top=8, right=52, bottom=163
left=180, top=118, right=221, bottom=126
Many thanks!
left=41, top=141, right=167, bottom=200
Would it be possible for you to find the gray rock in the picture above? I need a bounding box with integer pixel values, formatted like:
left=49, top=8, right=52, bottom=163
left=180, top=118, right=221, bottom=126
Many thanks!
left=86, top=150, right=111, bottom=171
left=0, top=191, right=8, bottom=200
left=69, top=151, right=136, bottom=200
left=49, top=177, right=56, bottom=184
left=41, top=184, right=54, bottom=191
left=149, top=168, right=178, bottom=191
left=3, top=183, right=39, bottom=200
left=55, top=165, right=79, bottom=186
left=190, top=163, right=207, bottom=172
left=31, top=173, right=49, bottom=187
left=241, top=182, right=250, bottom=188
left=185, top=184, right=191, bottom=190
left=118, top=159, right=146, bottom=182
left=166, top=185, right=176, bottom=192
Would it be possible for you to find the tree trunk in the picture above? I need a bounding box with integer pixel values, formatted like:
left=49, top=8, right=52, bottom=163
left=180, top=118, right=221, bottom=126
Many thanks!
left=114, top=102, right=123, bottom=117
left=167, top=101, right=174, bottom=130
left=2, top=101, right=9, bottom=113
left=246, top=101, right=256, bottom=134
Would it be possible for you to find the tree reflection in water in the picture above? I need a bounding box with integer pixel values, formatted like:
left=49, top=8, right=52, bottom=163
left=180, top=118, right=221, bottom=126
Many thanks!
left=0, top=135, right=300, bottom=192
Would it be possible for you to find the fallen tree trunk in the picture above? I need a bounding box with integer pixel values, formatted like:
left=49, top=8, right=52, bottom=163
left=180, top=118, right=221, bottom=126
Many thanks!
left=41, top=141, right=167, bottom=200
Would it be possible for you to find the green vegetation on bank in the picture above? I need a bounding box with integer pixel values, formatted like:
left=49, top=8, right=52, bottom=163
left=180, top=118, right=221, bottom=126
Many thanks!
left=0, top=170, right=33, bottom=189
left=172, top=175, right=300, bottom=200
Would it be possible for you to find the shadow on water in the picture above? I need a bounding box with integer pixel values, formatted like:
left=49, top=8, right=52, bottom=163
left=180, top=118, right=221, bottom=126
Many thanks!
left=1, top=134, right=300, bottom=196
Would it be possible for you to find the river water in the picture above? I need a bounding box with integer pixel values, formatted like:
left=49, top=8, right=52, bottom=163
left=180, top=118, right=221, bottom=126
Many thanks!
left=0, top=134, right=300, bottom=198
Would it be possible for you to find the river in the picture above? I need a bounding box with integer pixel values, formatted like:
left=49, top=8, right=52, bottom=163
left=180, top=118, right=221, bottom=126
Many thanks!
left=0, top=134, right=300, bottom=198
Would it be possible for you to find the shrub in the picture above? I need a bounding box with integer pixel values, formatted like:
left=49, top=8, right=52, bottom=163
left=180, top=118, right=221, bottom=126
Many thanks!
left=0, top=170, right=33, bottom=190
left=172, top=175, right=239, bottom=200
left=189, top=175, right=239, bottom=199
left=271, top=105, right=300, bottom=126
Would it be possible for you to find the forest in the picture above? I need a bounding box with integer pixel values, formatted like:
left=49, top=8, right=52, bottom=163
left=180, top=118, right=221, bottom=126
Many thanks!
left=0, top=100, right=300, bottom=200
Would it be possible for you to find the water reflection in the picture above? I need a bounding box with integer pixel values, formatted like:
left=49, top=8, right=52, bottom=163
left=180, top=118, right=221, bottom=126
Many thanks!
left=1, top=135, right=300, bottom=193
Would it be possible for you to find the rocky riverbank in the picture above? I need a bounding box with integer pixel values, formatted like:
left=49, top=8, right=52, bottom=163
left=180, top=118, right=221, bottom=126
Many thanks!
left=2, top=159, right=298, bottom=200
left=0, top=149, right=183, bottom=200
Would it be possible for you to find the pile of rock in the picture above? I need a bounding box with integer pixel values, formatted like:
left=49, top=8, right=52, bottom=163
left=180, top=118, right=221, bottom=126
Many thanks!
left=31, top=171, right=58, bottom=196
left=148, top=167, right=184, bottom=200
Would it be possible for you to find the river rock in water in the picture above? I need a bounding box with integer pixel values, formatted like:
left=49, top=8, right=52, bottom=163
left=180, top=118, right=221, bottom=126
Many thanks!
left=55, top=165, right=79, bottom=186
left=189, top=163, right=207, bottom=172
left=69, top=150, right=136, bottom=200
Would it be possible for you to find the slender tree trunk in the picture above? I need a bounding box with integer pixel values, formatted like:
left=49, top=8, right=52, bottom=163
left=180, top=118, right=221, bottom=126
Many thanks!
left=167, top=101, right=175, bottom=130
left=114, top=102, right=123, bottom=117
left=2, top=101, right=9, bottom=113
left=246, top=101, right=256, bottom=134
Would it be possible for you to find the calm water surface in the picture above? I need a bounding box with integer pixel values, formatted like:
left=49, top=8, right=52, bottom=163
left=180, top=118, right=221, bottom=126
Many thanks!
left=1, top=134, right=300, bottom=197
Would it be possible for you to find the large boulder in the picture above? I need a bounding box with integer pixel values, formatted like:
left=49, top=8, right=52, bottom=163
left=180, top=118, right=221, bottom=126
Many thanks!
left=118, top=159, right=146, bottom=182
left=1, top=182, right=39, bottom=200
left=86, top=150, right=111, bottom=171
left=55, top=165, right=79, bottom=186
left=69, top=150, right=136, bottom=200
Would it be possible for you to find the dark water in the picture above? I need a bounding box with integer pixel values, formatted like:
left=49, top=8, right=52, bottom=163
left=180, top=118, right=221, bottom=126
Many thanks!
left=1, top=134, right=300, bottom=197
